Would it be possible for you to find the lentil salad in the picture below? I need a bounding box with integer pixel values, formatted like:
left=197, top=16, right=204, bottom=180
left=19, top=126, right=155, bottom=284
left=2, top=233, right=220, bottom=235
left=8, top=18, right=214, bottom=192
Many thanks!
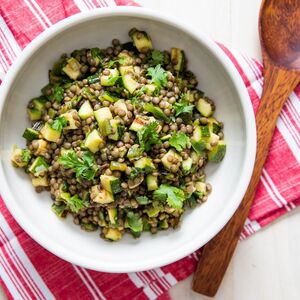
left=11, top=28, right=226, bottom=241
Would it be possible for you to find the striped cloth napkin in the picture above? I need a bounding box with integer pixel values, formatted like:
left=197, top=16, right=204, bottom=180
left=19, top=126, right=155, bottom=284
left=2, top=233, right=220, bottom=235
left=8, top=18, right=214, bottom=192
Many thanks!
left=0, top=1, right=299, bottom=299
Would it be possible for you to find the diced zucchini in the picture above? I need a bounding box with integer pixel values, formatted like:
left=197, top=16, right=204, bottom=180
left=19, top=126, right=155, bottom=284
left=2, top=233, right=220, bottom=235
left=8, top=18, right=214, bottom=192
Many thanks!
left=206, top=132, right=220, bottom=151
left=171, top=48, right=185, bottom=72
left=134, top=157, right=155, bottom=171
left=110, top=161, right=127, bottom=172
left=119, top=66, right=139, bottom=94
left=94, top=107, right=113, bottom=133
left=146, top=174, right=158, bottom=191
left=196, top=98, right=214, bottom=117
left=161, top=149, right=182, bottom=172
left=61, top=110, right=79, bottom=130
left=129, top=28, right=153, bottom=53
left=40, top=123, right=61, bottom=143
left=208, top=117, right=221, bottom=134
left=108, top=119, right=124, bottom=141
left=127, top=145, right=143, bottom=161
left=114, top=99, right=128, bottom=114
left=195, top=181, right=207, bottom=194
left=22, top=128, right=39, bottom=141
left=100, top=68, right=119, bottom=86
left=105, top=228, right=122, bottom=241
left=32, top=176, right=48, bottom=187
left=98, top=210, right=107, bottom=227
left=32, top=97, right=47, bottom=111
left=191, top=151, right=201, bottom=164
left=100, top=175, right=122, bottom=194
left=81, top=223, right=98, bottom=232
left=28, top=157, right=49, bottom=176
left=129, top=115, right=159, bottom=132
left=48, top=108, right=57, bottom=119
left=78, top=101, right=94, bottom=119
left=118, top=51, right=134, bottom=66
left=62, top=57, right=81, bottom=80
left=144, top=84, right=156, bottom=95
left=99, top=91, right=119, bottom=103
left=208, top=140, right=226, bottom=163
left=84, top=129, right=104, bottom=153
left=143, top=103, right=169, bottom=122
left=51, top=203, right=67, bottom=218
left=191, top=125, right=207, bottom=154
left=107, top=208, right=118, bottom=225
left=182, top=157, right=193, bottom=174
left=145, top=202, right=163, bottom=218
left=11, top=146, right=31, bottom=168
left=27, top=108, right=42, bottom=121
left=90, top=186, right=114, bottom=204
left=33, top=139, right=48, bottom=156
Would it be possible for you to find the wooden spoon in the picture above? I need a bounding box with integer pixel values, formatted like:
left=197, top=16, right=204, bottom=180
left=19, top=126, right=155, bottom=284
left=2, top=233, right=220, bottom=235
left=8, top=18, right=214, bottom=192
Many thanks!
left=192, top=0, right=300, bottom=296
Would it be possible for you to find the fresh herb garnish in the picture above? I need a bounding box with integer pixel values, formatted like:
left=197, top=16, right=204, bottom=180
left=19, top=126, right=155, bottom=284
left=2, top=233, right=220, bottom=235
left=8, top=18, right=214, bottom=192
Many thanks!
left=126, top=211, right=143, bottom=232
left=105, top=75, right=121, bottom=86
left=153, top=184, right=186, bottom=209
left=108, top=57, right=126, bottom=68
left=169, top=132, right=190, bottom=152
left=173, top=93, right=194, bottom=117
left=67, top=195, right=89, bottom=213
left=146, top=65, right=168, bottom=89
left=137, top=121, right=161, bottom=151
left=87, top=74, right=100, bottom=84
left=58, top=150, right=98, bottom=181
left=129, top=166, right=153, bottom=179
left=136, top=196, right=150, bottom=205
left=51, top=116, right=68, bottom=132
left=91, top=48, right=104, bottom=59
left=148, top=49, right=168, bottom=66
left=53, top=86, right=64, bottom=102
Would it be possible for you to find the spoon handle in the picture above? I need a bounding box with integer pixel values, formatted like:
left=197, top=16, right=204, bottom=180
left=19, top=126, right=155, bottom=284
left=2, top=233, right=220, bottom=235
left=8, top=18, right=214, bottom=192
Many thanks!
left=192, top=60, right=300, bottom=297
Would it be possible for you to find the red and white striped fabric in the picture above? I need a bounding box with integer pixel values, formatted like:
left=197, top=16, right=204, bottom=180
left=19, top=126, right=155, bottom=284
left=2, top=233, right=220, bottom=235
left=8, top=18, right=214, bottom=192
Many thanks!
left=0, top=1, right=299, bottom=299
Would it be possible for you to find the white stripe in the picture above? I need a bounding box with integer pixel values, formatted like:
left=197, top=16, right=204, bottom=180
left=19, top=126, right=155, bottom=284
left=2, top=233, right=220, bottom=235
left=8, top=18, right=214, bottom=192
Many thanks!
left=164, top=273, right=177, bottom=286
left=80, top=267, right=106, bottom=300
left=0, top=229, right=43, bottom=300
left=239, top=231, right=247, bottom=240
left=23, top=0, right=48, bottom=29
left=260, top=175, right=284, bottom=208
left=0, top=16, right=21, bottom=56
left=73, top=265, right=100, bottom=300
left=286, top=95, right=300, bottom=125
left=0, top=251, right=30, bottom=299
left=137, top=271, right=150, bottom=285
left=148, top=270, right=169, bottom=290
left=0, top=261, right=23, bottom=299
left=280, top=110, right=300, bottom=145
left=290, top=202, right=297, bottom=209
left=0, top=50, right=9, bottom=71
left=128, top=272, right=144, bottom=288
left=97, top=0, right=105, bottom=7
left=87, top=0, right=98, bottom=9
left=28, top=0, right=52, bottom=27
left=143, top=285, right=157, bottom=300
left=73, top=0, right=91, bottom=11
left=0, top=34, right=15, bottom=63
left=83, top=0, right=95, bottom=9
left=192, top=252, right=199, bottom=261
left=262, top=169, right=288, bottom=205
left=0, top=214, right=55, bottom=299
left=151, top=281, right=162, bottom=294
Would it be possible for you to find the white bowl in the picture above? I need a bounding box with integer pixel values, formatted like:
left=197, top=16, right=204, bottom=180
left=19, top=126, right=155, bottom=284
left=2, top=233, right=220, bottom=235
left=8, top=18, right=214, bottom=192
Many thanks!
left=0, top=7, right=256, bottom=272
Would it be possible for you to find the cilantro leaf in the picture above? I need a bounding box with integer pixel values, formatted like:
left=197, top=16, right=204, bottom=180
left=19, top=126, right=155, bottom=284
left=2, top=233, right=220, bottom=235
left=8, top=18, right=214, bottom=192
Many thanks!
left=106, top=75, right=121, bottom=86
left=148, top=49, right=166, bottom=66
left=53, top=86, right=64, bottom=102
left=67, top=195, right=88, bottom=213
left=21, top=150, right=31, bottom=163
left=51, top=116, right=68, bottom=132
left=153, top=184, right=186, bottom=209
left=136, top=196, right=150, bottom=205
left=169, top=132, right=190, bottom=152
left=58, top=150, right=98, bottom=181
left=108, top=57, right=126, bottom=68
left=146, top=65, right=168, bottom=89
left=173, top=93, right=194, bottom=117
left=91, top=48, right=104, bottom=59
left=126, top=211, right=143, bottom=232
left=137, top=121, right=161, bottom=151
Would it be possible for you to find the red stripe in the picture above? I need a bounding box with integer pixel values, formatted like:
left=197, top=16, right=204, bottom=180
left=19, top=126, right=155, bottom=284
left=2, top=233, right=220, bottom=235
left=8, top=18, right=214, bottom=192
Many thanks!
left=0, top=275, right=13, bottom=300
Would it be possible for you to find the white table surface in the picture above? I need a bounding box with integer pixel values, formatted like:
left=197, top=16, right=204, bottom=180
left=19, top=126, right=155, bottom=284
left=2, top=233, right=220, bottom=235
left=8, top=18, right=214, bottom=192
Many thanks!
left=1, top=1, right=299, bottom=300
left=134, top=1, right=300, bottom=300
